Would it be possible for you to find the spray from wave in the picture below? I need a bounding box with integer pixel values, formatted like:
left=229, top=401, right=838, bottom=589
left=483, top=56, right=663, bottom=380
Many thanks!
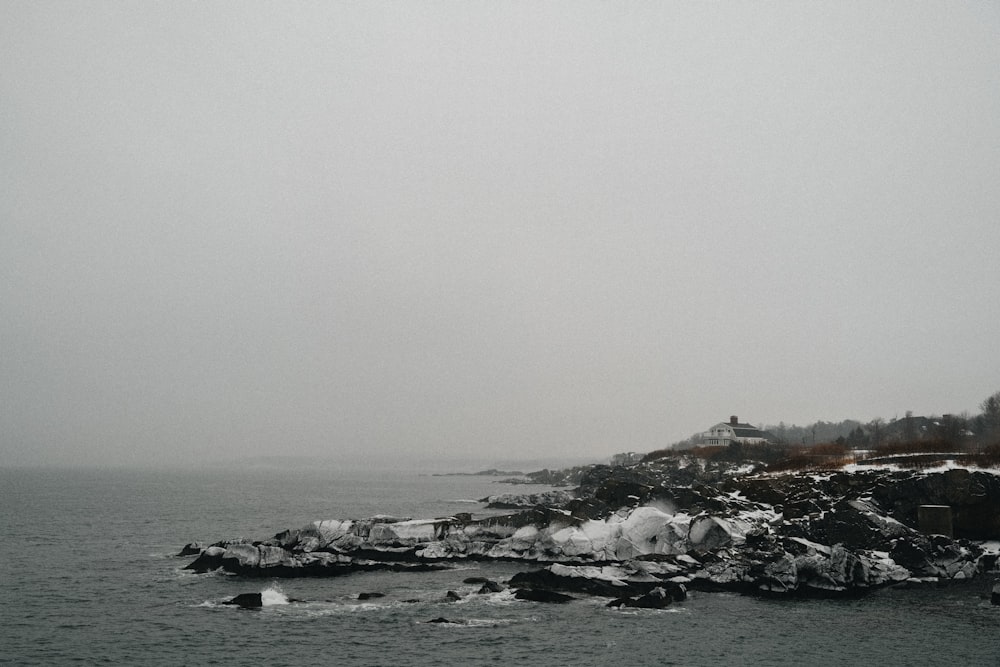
left=260, top=586, right=289, bottom=606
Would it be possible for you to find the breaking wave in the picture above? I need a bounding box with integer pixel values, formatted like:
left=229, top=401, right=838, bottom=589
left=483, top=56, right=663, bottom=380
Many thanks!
left=260, top=586, right=289, bottom=606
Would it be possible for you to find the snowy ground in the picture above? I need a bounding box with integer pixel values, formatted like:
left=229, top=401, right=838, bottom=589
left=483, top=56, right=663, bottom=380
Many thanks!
left=841, top=458, right=1000, bottom=475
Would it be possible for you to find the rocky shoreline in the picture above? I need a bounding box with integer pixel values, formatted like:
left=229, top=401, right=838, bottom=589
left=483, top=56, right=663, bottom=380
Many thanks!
left=181, top=458, right=1000, bottom=604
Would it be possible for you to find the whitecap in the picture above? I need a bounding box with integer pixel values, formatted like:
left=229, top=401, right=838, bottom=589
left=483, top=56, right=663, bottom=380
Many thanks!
left=463, top=617, right=514, bottom=627
left=481, top=590, right=519, bottom=605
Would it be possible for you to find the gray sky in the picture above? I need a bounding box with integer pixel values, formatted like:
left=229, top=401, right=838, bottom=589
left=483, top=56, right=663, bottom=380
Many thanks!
left=3, top=2, right=999, bottom=468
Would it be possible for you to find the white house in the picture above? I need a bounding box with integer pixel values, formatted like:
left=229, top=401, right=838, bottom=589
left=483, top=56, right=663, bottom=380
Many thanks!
left=701, top=416, right=774, bottom=447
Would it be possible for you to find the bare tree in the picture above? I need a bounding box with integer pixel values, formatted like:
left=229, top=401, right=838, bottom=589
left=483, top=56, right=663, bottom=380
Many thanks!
left=981, top=390, right=1000, bottom=436
left=902, top=410, right=916, bottom=442
left=868, top=417, right=885, bottom=449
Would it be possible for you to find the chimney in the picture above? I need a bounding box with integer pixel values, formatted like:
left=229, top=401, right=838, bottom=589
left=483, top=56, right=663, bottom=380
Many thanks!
left=730, top=416, right=739, bottom=425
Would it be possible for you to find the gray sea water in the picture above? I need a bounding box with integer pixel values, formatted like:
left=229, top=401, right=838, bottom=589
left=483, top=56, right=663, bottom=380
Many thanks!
left=2, top=465, right=998, bottom=666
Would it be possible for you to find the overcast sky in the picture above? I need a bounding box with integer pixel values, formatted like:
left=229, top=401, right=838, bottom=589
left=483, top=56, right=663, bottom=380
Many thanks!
left=3, top=2, right=999, bottom=468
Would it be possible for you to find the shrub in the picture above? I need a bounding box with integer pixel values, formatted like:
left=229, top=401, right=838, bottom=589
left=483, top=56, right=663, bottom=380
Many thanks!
left=640, top=448, right=676, bottom=463
left=869, top=437, right=955, bottom=458
left=958, top=442, right=1000, bottom=468
left=764, top=442, right=853, bottom=472
left=810, top=442, right=848, bottom=457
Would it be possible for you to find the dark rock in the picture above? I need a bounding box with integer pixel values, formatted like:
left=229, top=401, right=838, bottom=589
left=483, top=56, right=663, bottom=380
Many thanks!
left=873, top=470, right=1000, bottom=539
left=184, top=548, right=225, bottom=573
left=992, top=584, right=1000, bottom=606
left=223, top=593, right=263, bottom=609
left=509, top=568, right=626, bottom=597
left=477, top=580, right=503, bottom=594
left=815, top=499, right=911, bottom=550
left=607, top=586, right=674, bottom=609
left=889, top=534, right=981, bottom=579
left=177, top=542, right=204, bottom=557
left=979, top=553, right=1000, bottom=571
left=357, top=592, right=385, bottom=600
left=576, top=465, right=661, bottom=509
left=426, top=617, right=461, bottom=624
left=514, top=588, right=575, bottom=603
left=462, top=577, right=490, bottom=584
left=444, top=590, right=462, bottom=602
left=563, top=496, right=612, bottom=521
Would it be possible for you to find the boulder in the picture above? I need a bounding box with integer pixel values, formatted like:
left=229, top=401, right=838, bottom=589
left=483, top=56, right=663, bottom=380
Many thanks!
left=183, top=545, right=227, bottom=573
left=221, top=543, right=261, bottom=569
left=817, top=499, right=912, bottom=550
left=688, top=515, right=739, bottom=552
left=477, top=580, right=503, bottom=594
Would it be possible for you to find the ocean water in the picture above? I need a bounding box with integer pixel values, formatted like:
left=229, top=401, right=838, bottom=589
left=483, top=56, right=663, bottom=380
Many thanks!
left=2, top=465, right=998, bottom=666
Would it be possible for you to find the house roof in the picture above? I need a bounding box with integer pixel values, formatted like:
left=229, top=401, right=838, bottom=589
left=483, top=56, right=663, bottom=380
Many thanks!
left=732, top=426, right=768, bottom=438
left=709, top=421, right=775, bottom=441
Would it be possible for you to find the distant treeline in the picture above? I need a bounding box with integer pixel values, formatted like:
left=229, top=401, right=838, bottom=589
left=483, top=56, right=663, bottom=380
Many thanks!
left=765, top=420, right=866, bottom=446
left=666, top=389, right=1000, bottom=451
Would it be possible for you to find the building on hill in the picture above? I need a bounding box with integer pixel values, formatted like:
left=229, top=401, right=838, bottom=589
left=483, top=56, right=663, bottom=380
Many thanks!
left=610, top=451, right=645, bottom=466
left=881, top=414, right=975, bottom=444
left=700, top=416, right=775, bottom=447
left=880, top=415, right=935, bottom=443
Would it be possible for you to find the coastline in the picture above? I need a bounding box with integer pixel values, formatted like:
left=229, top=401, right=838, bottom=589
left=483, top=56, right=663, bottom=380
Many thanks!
left=179, top=456, right=1000, bottom=605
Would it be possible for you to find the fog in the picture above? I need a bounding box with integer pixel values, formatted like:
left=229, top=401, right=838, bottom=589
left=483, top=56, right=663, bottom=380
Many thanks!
left=3, top=2, right=999, bottom=468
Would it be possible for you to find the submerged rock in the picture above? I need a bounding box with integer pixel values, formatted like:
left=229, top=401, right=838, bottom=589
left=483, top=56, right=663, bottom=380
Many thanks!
left=477, top=580, right=503, bottom=594
left=223, top=593, right=262, bottom=609
left=513, top=589, right=575, bottom=603
left=607, top=586, right=683, bottom=609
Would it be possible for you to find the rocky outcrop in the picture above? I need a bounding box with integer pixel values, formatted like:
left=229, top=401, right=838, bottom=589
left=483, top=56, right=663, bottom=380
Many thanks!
left=871, top=469, right=1000, bottom=539
left=607, top=586, right=685, bottom=609
left=483, top=490, right=576, bottom=509
left=183, top=464, right=1000, bottom=599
